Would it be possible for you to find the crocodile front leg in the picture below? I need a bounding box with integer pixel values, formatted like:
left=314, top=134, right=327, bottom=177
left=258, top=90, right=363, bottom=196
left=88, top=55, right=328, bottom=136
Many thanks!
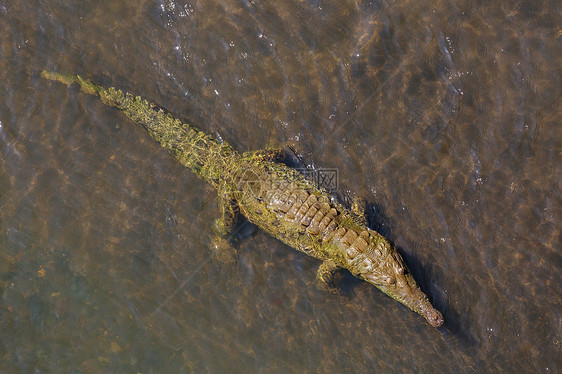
left=351, top=197, right=368, bottom=226
left=210, top=184, right=239, bottom=263
left=316, top=260, right=340, bottom=290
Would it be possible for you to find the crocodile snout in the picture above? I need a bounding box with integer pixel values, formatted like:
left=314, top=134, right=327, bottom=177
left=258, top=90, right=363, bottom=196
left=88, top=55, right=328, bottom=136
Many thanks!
left=424, top=307, right=444, bottom=327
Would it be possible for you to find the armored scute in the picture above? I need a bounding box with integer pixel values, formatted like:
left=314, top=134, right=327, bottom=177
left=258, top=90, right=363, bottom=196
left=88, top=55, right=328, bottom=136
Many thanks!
left=42, top=71, right=443, bottom=327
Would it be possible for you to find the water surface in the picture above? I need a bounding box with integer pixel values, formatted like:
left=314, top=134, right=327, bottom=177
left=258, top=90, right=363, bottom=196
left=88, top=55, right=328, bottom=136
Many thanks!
left=0, top=0, right=560, bottom=372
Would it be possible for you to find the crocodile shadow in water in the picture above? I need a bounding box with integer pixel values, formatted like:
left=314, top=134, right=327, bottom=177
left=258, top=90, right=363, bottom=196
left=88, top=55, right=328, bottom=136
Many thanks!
left=363, top=201, right=476, bottom=343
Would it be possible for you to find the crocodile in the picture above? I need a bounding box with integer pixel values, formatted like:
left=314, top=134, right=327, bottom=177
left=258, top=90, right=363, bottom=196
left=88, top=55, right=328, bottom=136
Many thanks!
left=41, top=71, right=444, bottom=327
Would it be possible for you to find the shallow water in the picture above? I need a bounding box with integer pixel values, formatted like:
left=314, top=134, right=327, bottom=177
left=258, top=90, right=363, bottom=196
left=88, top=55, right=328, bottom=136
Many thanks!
left=0, top=0, right=560, bottom=372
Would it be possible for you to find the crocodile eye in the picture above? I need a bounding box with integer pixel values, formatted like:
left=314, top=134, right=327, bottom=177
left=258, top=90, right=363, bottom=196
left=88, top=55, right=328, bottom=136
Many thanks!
left=385, top=277, right=396, bottom=285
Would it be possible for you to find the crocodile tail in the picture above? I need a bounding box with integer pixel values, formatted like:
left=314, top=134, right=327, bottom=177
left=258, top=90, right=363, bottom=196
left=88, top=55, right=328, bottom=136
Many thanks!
left=41, top=71, right=103, bottom=96
left=41, top=71, right=236, bottom=185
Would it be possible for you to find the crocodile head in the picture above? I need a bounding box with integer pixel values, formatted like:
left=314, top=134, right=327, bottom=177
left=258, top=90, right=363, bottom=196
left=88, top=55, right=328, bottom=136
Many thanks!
left=354, top=249, right=443, bottom=327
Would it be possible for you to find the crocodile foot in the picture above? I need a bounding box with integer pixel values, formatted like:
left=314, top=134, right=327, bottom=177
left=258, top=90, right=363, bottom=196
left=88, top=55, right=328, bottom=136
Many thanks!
left=351, top=196, right=368, bottom=226
left=316, top=260, right=341, bottom=293
left=210, top=236, right=237, bottom=264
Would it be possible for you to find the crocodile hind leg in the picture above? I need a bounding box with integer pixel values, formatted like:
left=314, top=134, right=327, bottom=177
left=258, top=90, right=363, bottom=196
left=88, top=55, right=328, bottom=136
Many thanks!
left=316, top=260, right=340, bottom=291
left=210, top=186, right=239, bottom=263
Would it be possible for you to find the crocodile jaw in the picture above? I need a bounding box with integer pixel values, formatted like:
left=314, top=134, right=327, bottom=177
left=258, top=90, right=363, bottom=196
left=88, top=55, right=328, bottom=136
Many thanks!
left=364, top=272, right=443, bottom=327
left=353, top=247, right=443, bottom=327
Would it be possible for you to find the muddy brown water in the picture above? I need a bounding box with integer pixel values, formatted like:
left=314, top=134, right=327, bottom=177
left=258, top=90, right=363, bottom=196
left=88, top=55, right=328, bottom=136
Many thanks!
left=0, top=1, right=560, bottom=373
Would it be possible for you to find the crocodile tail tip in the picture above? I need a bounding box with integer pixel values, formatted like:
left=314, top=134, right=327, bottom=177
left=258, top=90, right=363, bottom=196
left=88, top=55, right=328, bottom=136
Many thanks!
left=41, top=70, right=100, bottom=96
left=41, top=70, right=77, bottom=86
